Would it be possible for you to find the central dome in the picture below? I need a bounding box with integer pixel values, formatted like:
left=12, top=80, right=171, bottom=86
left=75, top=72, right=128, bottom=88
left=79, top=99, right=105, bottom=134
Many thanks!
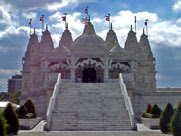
left=70, top=22, right=108, bottom=55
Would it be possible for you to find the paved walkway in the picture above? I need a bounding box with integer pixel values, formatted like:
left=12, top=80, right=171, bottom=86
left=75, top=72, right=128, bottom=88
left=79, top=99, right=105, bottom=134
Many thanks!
left=17, top=131, right=172, bottom=136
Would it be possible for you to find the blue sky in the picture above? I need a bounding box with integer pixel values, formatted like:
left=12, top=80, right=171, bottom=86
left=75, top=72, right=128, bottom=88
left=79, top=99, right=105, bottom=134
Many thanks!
left=0, top=0, right=181, bottom=91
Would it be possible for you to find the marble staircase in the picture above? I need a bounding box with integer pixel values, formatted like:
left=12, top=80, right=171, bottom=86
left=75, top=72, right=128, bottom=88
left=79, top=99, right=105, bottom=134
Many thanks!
left=49, top=83, right=132, bottom=131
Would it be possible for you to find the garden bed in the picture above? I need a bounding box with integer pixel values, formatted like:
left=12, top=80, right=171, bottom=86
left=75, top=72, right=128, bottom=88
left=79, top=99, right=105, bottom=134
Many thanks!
left=19, top=117, right=42, bottom=130
left=141, top=117, right=159, bottom=129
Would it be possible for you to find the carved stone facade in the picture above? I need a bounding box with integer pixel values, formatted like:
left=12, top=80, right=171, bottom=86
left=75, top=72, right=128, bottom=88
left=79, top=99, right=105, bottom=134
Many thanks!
left=21, top=20, right=157, bottom=118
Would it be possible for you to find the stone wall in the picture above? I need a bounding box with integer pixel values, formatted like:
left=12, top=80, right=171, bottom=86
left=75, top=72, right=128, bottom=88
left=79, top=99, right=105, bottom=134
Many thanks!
left=132, top=88, right=181, bottom=120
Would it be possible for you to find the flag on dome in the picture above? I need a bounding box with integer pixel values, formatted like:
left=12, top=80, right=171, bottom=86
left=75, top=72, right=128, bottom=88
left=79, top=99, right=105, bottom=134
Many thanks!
left=39, top=15, right=44, bottom=22
left=28, top=19, right=32, bottom=25
left=84, top=6, right=88, bottom=14
left=144, top=19, right=148, bottom=25
left=82, top=18, right=87, bottom=24
left=135, top=16, right=136, bottom=23
left=62, top=16, right=66, bottom=21
left=105, top=14, right=110, bottom=21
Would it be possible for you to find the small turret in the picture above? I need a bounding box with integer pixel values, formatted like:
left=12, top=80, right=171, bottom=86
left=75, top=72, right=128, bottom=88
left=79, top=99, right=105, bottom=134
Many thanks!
left=124, top=25, right=139, bottom=58
left=135, top=29, right=156, bottom=89
left=83, top=21, right=96, bottom=35
left=59, top=23, right=73, bottom=50
left=24, top=32, right=40, bottom=66
left=105, top=23, right=119, bottom=50
left=39, top=25, right=54, bottom=58
left=139, top=29, right=153, bottom=60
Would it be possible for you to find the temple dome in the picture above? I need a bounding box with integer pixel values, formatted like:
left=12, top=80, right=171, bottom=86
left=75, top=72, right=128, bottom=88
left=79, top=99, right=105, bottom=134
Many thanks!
left=70, top=22, right=108, bottom=55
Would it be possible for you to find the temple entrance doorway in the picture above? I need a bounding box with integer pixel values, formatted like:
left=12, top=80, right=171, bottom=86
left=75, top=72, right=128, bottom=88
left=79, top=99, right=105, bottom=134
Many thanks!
left=82, top=68, right=96, bottom=83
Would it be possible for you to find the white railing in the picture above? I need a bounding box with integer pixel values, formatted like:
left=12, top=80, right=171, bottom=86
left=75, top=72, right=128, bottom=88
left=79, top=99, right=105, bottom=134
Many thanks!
left=46, top=73, right=61, bottom=129
left=119, top=73, right=135, bottom=129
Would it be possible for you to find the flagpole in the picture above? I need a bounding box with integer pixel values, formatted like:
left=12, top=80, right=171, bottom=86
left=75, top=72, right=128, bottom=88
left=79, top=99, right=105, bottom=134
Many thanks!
left=86, top=6, right=88, bottom=19
left=109, top=14, right=111, bottom=30
left=135, top=16, right=136, bottom=33
left=145, top=19, right=148, bottom=36
left=64, top=13, right=67, bottom=29
left=108, top=14, right=111, bottom=30
left=42, top=15, right=44, bottom=32
left=29, top=19, right=32, bottom=36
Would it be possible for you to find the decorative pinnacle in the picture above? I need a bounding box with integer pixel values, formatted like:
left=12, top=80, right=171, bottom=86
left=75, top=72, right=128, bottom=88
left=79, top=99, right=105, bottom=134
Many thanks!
left=131, top=25, right=132, bottom=31
left=110, top=23, right=112, bottom=30
left=88, top=15, right=90, bottom=22
left=46, top=24, right=48, bottom=30
left=66, top=23, right=68, bottom=29
left=34, top=28, right=35, bottom=34
left=143, top=28, right=145, bottom=34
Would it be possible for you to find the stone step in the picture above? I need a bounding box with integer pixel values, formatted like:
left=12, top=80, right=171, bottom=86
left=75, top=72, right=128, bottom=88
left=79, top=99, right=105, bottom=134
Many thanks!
left=49, top=83, right=132, bottom=131
left=50, top=125, right=132, bottom=131
left=53, top=108, right=128, bottom=113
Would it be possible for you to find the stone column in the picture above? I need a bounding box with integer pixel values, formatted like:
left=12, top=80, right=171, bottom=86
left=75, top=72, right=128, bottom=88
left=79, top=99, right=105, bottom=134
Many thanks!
left=70, top=56, right=76, bottom=83
left=104, top=67, right=109, bottom=82
left=71, top=68, right=75, bottom=83
left=44, top=71, right=49, bottom=88
left=104, top=57, right=109, bottom=83
left=42, top=60, right=49, bottom=88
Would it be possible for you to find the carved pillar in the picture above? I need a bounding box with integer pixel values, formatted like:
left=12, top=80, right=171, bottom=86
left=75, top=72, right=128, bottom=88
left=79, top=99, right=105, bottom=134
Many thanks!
left=104, top=67, right=109, bottom=82
left=44, top=71, right=49, bottom=88
left=71, top=68, right=75, bottom=82
left=70, top=56, right=76, bottom=83
left=42, top=60, right=49, bottom=88
left=104, top=57, right=109, bottom=82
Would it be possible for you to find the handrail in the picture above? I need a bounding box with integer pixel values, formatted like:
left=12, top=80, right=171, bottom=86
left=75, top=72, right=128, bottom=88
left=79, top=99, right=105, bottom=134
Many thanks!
left=46, top=73, right=61, bottom=130
left=119, top=73, right=135, bottom=129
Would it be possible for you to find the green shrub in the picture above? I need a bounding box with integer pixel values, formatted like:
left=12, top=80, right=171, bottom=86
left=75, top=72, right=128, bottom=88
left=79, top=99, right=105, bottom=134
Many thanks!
left=18, top=105, right=28, bottom=119
left=0, top=112, right=7, bottom=136
left=25, top=113, right=34, bottom=118
left=150, top=104, right=162, bottom=118
left=146, top=104, right=152, bottom=113
left=3, top=103, right=19, bottom=134
left=160, top=103, right=174, bottom=133
left=171, top=101, right=181, bottom=136
left=24, top=99, right=37, bottom=118
left=142, top=111, right=152, bottom=118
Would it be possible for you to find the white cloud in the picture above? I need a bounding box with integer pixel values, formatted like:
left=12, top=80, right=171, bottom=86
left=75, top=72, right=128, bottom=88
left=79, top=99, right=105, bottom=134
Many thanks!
left=173, top=0, right=181, bottom=12
left=0, top=6, right=11, bottom=24
left=0, top=69, right=20, bottom=75
left=48, top=10, right=181, bottom=49
left=176, top=18, right=181, bottom=24
left=49, top=12, right=84, bottom=40
left=22, top=12, right=37, bottom=20
left=1, top=0, right=97, bottom=11
left=46, top=0, right=79, bottom=11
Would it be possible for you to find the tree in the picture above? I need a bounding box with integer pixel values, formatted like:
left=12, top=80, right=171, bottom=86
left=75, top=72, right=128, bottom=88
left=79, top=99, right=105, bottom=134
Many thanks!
left=150, top=104, right=162, bottom=118
left=3, top=103, right=19, bottom=134
left=0, top=112, right=7, bottom=136
left=24, top=99, right=37, bottom=118
left=146, top=104, right=152, bottom=113
left=17, top=105, right=28, bottom=119
left=10, top=90, right=22, bottom=104
left=171, top=101, right=181, bottom=136
left=160, top=103, right=174, bottom=133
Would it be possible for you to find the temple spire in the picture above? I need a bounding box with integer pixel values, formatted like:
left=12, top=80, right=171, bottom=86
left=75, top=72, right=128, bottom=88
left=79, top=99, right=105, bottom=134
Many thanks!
left=33, top=28, right=35, bottom=34
left=131, top=25, right=132, bottom=31
left=110, top=23, right=112, bottom=30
